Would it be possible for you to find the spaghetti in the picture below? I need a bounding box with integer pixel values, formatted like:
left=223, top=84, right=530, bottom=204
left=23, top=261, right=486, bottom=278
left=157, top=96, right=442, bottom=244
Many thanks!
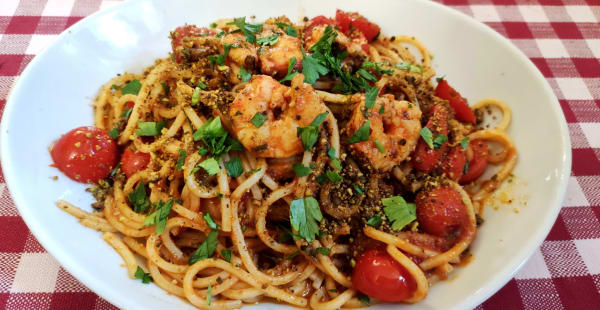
left=51, top=10, right=517, bottom=309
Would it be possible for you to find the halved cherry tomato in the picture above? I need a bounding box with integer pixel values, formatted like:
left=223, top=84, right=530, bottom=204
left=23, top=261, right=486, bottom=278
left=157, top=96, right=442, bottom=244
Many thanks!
left=334, top=10, right=380, bottom=42
left=124, top=101, right=134, bottom=110
left=435, top=79, right=476, bottom=124
left=170, top=25, right=215, bottom=63
left=440, top=146, right=467, bottom=181
left=121, top=148, right=151, bottom=178
left=304, top=15, right=334, bottom=38
left=459, top=139, right=489, bottom=184
left=412, top=105, right=449, bottom=173
left=416, top=185, right=469, bottom=238
left=352, top=246, right=417, bottom=302
left=50, top=126, right=119, bottom=183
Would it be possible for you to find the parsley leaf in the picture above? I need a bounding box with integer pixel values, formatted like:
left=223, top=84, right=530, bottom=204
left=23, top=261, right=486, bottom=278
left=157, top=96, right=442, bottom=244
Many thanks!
left=460, top=137, right=469, bottom=150
left=276, top=22, right=297, bottom=37
left=238, top=67, right=251, bottom=82
left=348, top=120, right=371, bottom=144
left=199, top=157, right=220, bottom=176
left=433, top=134, right=447, bottom=149
left=382, top=196, right=416, bottom=231
left=206, top=283, right=212, bottom=305
left=189, top=231, right=219, bottom=264
left=353, top=184, right=364, bottom=195
left=315, top=247, right=330, bottom=256
left=279, top=56, right=298, bottom=83
left=224, top=157, right=243, bottom=178
left=257, top=34, right=280, bottom=46
left=362, top=61, right=394, bottom=75
left=327, top=147, right=341, bottom=171
left=463, top=161, right=470, bottom=175
left=251, top=112, right=267, bottom=128
left=120, top=108, right=133, bottom=119
left=289, top=197, right=323, bottom=242
left=296, top=112, right=329, bottom=150
left=203, top=213, right=219, bottom=230
left=358, top=68, right=377, bottom=82
left=221, top=249, right=232, bottom=262
left=395, top=62, right=423, bottom=73
left=302, top=54, right=329, bottom=85
left=325, top=170, right=342, bottom=182
left=161, top=82, right=169, bottom=96
left=176, top=149, right=186, bottom=171
left=121, top=79, right=141, bottom=95
left=365, top=86, right=379, bottom=109
left=108, top=128, right=119, bottom=139
left=136, top=121, right=166, bottom=136
left=293, top=163, right=312, bottom=177
left=358, top=294, right=370, bottom=306
left=134, top=267, right=153, bottom=284
left=419, top=127, right=434, bottom=149
left=374, top=140, right=386, bottom=153
left=143, top=199, right=174, bottom=235
left=227, top=17, right=263, bottom=43
left=192, top=117, right=239, bottom=157
left=128, top=181, right=149, bottom=213
left=366, top=214, right=382, bottom=227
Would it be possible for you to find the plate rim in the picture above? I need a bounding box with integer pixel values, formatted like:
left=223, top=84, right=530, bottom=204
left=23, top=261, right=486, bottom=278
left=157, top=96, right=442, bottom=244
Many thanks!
left=0, top=0, right=572, bottom=309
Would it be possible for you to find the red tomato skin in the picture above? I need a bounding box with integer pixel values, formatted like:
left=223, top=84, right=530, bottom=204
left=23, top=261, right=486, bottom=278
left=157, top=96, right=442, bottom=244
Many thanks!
left=124, top=101, right=134, bottom=110
left=304, top=15, right=334, bottom=38
left=416, top=185, right=468, bottom=238
left=435, top=79, right=476, bottom=124
left=50, top=126, right=119, bottom=183
left=121, top=148, right=151, bottom=178
left=413, top=105, right=449, bottom=173
left=352, top=246, right=417, bottom=302
left=351, top=17, right=380, bottom=41
left=441, top=146, right=467, bottom=181
left=170, top=25, right=215, bottom=63
left=335, top=10, right=352, bottom=34
left=459, top=139, right=489, bottom=184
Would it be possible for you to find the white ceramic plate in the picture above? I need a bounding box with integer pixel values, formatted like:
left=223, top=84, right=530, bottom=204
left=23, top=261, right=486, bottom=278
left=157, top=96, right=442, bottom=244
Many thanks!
left=0, top=0, right=571, bottom=309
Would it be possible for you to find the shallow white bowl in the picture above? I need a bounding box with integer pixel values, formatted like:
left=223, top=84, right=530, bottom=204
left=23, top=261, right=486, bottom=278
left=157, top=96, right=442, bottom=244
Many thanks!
left=0, top=0, right=571, bottom=309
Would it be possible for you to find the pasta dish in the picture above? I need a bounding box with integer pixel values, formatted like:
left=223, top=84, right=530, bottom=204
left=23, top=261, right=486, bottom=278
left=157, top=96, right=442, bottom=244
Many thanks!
left=50, top=10, right=517, bottom=309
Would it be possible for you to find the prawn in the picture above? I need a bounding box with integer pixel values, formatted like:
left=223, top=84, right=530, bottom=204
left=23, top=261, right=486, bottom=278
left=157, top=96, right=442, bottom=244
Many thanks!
left=346, top=93, right=422, bottom=171
left=229, top=74, right=327, bottom=158
left=304, top=24, right=367, bottom=57
left=257, top=26, right=303, bottom=78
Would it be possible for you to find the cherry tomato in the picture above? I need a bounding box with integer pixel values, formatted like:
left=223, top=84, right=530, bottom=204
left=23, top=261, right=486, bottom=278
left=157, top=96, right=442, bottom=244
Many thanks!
left=170, top=25, right=215, bottom=63
left=412, top=105, right=449, bottom=173
left=416, top=185, right=468, bottom=238
left=441, top=146, right=467, bottom=181
left=334, top=10, right=381, bottom=42
left=304, top=15, right=334, bottom=38
left=121, top=148, right=151, bottom=178
left=50, top=126, right=119, bottom=183
left=459, top=139, right=489, bottom=184
left=124, top=101, right=134, bottom=110
left=435, top=79, right=476, bottom=124
left=352, top=246, right=417, bottom=302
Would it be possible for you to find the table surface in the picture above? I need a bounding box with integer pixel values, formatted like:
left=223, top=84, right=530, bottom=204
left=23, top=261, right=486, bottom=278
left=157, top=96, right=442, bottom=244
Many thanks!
left=0, top=0, right=599, bottom=309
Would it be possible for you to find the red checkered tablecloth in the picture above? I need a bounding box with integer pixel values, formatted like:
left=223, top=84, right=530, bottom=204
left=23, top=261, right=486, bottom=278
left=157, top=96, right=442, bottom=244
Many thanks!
left=0, top=0, right=598, bottom=309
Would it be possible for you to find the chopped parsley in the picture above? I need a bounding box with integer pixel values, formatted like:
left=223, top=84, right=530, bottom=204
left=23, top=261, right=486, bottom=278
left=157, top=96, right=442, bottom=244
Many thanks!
left=203, top=213, right=219, bottom=230
left=325, top=170, right=342, bottom=182
left=134, top=267, right=153, bottom=284
left=279, top=56, right=298, bottom=83
left=302, top=53, right=329, bottom=85
left=189, top=231, right=219, bottom=264
left=353, top=184, right=364, bottom=195
left=238, top=67, right=251, bottom=82
left=251, top=112, right=267, bottom=128
left=432, top=134, right=447, bottom=149
left=108, top=128, right=119, bottom=139
left=221, top=249, right=232, bottom=262
left=327, top=147, right=341, bottom=171
left=121, top=79, right=142, bottom=95
left=362, top=61, right=394, bottom=75
left=143, top=199, right=174, bottom=235
left=176, top=149, right=186, bottom=171
left=395, top=62, right=423, bottom=73
left=198, top=157, right=220, bottom=176
left=136, top=121, right=166, bottom=137
left=161, top=82, right=169, bottom=96
left=366, top=214, right=382, bottom=227
left=382, top=196, right=416, bottom=231
left=192, top=117, right=242, bottom=158
left=358, top=68, right=377, bottom=82
left=224, top=157, right=243, bottom=178
left=128, top=181, right=150, bottom=213
left=227, top=17, right=263, bottom=43
left=419, top=127, right=434, bottom=149
left=315, top=247, right=330, bottom=256
left=293, top=163, right=312, bottom=177
left=364, top=86, right=379, bottom=109
left=358, top=294, right=370, bottom=306
left=276, top=22, right=297, bottom=37
left=257, top=34, right=280, bottom=46
left=289, top=197, right=323, bottom=242
left=348, top=120, right=371, bottom=144
left=374, top=140, right=386, bottom=153
left=206, top=283, right=212, bottom=305
left=460, top=137, right=470, bottom=150
left=296, top=112, right=328, bottom=150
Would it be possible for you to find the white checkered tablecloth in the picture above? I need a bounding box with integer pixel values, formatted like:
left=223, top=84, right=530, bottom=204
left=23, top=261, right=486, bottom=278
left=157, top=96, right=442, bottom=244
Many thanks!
left=0, top=0, right=599, bottom=309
